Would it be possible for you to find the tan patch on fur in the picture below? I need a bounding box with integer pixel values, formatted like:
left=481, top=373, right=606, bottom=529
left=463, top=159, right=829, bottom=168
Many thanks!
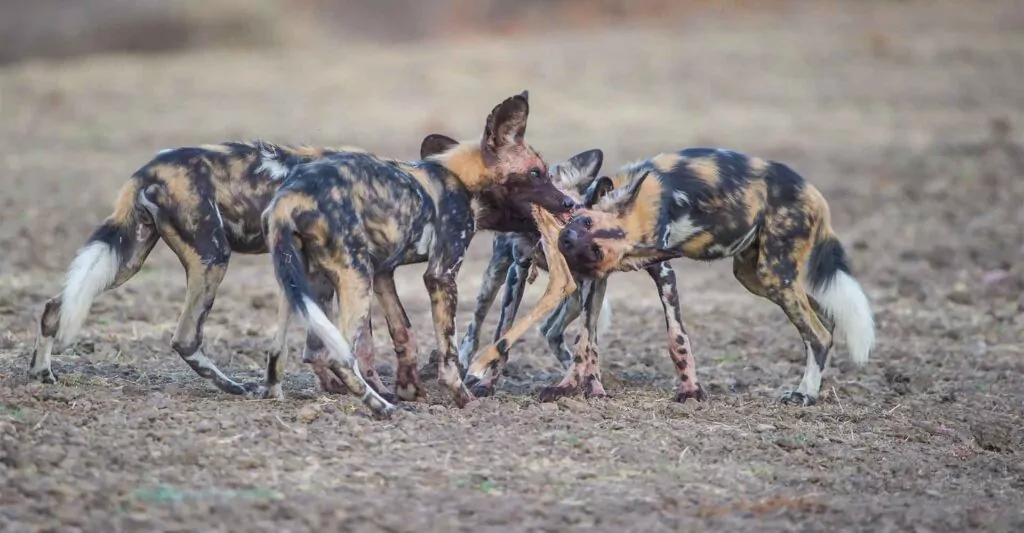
left=110, top=179, right=142, bottom=225
left=198, top=144, right=234, bottom=154
left=686, top=157, right=721, bottom=185
left=428, top=141, right=490, bottom=192
left=743, top=179, right=768, bottom=226
left=651, top=152, right=682, bottom=174
left=680, top=232, right=715, bottom=257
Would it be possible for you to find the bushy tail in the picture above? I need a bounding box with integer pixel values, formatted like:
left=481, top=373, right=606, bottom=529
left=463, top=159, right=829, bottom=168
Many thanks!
left=269, top=221, right=356, bottom=370
left=57, top=178, right=142, bottom=344
left=805, top=233, right=875, bottom=365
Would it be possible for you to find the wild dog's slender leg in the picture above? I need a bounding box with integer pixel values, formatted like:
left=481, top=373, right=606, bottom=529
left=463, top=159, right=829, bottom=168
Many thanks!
left=752, top=218, right=834, bottom=406
left=493, top=238, right=537, bottom=341
left=262, top=293, right=293, bottom=400
left=769, top=285, right=833, bottom=406
left=538, top=278, right=607, bottom=402
left=302, top=272, right=352, bottom=394
left=31, top=219, right=158, bottom=383
left=453, top=234, right=516, bottom=372
left=332, top=256, right=393, bottom=402
left=424, top=264, right=475, bottom=407
left=374, top=271, right=425, bottom=402
left=647, top=261, right=706, bottom=403
left=464, top=208, right=578, bottom=396
left=538, top=292, right=582, bottom=368
left=153, top=199, right=258, bottom=395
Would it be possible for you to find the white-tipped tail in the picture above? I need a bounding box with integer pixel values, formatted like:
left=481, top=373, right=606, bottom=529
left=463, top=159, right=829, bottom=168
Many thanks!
left=596, top=293, right=613, bottom=342
left=299, top=296, right=356, bottom=366
left=808, top=270, right=875, bottom=365
left=57, top=241, right=119, bottom=344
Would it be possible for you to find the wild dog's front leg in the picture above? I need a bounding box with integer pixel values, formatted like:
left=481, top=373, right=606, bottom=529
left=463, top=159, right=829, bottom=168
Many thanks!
left=647, top=262, right=706, bottom=403
left=424, top=268, right=475, bottom=407
left=374, top=271, right=425, bottom=402
left=539, top=278, right=607, bottom=402
left=464, top=207, right=577, bottom=396
left=451, top=234, right=515, bottom=374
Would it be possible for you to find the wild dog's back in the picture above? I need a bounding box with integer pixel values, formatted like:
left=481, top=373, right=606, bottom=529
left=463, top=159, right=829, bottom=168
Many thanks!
left=268, top=151, right=447, bottom=271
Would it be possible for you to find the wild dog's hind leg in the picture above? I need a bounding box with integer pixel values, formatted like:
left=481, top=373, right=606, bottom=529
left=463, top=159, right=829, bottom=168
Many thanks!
left=31, top=207, right=159, bottom=384
left=331, top=255, right=393, bottom=402
left=301, top=272, right=352, bottom=394
left=648, top=261, right=706, bottom=403
left=375, top=271, right=425, bottom=402
left=262, top=293, right=293, bottom=400
left=752, top=232, right=833, bottom=406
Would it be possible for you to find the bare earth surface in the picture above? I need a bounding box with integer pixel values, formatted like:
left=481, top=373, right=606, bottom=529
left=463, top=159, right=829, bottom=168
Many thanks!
left=2, top=1, right=1024, bottom=531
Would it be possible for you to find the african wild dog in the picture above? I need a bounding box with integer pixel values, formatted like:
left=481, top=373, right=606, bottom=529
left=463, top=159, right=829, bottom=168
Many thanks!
left=555, top=148, right=876, bottom=405
left=260, top=91, right=578, bottom=415
left=456, top=148, right=614, bottom=372
left=29, top=141, right=378, bottom=395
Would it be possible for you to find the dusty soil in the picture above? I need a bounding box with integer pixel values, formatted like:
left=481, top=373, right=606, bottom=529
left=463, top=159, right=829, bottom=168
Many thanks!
left=2, top=1, right=1024, bottom=531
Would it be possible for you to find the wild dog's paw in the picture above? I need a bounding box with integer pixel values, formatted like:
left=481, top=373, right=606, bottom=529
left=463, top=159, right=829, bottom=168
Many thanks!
left=581, top=375, right=607, bottom=399
left=674, top=383, right=707, bottom=403
left=28, top=368, right=58, bottom=385
left=780, top=390, right=817, bottom=406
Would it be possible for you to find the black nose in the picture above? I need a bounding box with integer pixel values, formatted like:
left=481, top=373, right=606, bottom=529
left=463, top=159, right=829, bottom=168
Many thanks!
left=562, top=198, right=576, bottom=210
left=559, top=228, right=577, bottom=250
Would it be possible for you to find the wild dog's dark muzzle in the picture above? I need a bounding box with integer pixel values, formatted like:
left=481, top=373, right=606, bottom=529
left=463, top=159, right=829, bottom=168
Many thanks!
left=558, top=227, right=579, bottom=255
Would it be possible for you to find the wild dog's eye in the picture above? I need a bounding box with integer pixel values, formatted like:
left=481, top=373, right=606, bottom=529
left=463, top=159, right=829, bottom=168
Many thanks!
left=582, top=217, right=593, bottom=229
left=590, top=243, right=602, bottom=257
left=528, top=167, right=542, bottom=179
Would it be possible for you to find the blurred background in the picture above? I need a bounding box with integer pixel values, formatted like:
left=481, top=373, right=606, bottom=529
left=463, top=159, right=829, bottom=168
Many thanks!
left=2, top=1, right=1024, bottom=530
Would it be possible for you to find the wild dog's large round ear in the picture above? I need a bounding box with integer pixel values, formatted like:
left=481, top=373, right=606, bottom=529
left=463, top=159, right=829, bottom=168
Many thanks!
left=619, top=171, right=651, bottom=210
left=567, top=149, right=604, bottom=187
left=482, top=93, right=530, bottom=154
left=420, top=134, right=459, bottom=159
left=583, top=175, right=615, bottom=207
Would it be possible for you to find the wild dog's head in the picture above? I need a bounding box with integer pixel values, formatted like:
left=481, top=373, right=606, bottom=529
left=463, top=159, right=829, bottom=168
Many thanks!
left=420, top=91, right=577, bottom=231
left=558, top=171, right=680, bottom=278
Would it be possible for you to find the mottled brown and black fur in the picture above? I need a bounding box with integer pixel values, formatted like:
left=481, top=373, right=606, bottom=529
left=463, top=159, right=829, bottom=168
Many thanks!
left=262, top=92, right=577, bottom=414
left=557, top=148, right=876, bottom=405
left=29, top=141, right=373, bottom=395
left=455, top=149, right=612, bottom=371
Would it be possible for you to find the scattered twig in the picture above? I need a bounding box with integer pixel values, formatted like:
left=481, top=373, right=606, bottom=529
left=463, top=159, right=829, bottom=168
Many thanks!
left=831, top=386, right=845, bottom=413
left=32, top=412, right=50, bottom=431
left=887, top=403, right=902, bottom=416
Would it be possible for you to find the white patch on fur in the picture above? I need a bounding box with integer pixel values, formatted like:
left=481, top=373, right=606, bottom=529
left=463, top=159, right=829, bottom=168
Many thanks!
left=417, top=224, right=435, bottom=255
left=666, top=215, right=702, bottom=247
left=596, top=293, right=613, bottom=342
left=298, top=296, right=395, bottom=410
left=30, top=336, right=54, bottom=373
left=209, top=199, right=224, bottom=228
left=57, top=241, right=119, bottom=344
left=808, top=270, right=875, bottom=365
left=795, top=341, right=823, bottom=398
left=156, top=148, right=176, bottom=156
left=257, top=145, right=290, bottom=180
left=673, top=191, right=690, bottom=205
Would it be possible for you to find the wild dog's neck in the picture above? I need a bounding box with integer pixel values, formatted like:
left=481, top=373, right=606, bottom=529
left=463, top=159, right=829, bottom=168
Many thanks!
left=427, top=141, right=495, bottom=195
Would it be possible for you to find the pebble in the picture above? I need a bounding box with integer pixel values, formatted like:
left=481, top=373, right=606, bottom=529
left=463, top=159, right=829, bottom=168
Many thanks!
left=539, top=402, right=559, bottom=412
left=297, top=405, right=321, bottom=424
left=557, top=398, right=588, bottom=412
left=754, top=424, right=776, bottom=433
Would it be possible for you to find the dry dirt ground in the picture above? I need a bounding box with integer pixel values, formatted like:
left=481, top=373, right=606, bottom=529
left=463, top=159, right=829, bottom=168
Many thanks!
left=2, top=1, right=1024, bottom=531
